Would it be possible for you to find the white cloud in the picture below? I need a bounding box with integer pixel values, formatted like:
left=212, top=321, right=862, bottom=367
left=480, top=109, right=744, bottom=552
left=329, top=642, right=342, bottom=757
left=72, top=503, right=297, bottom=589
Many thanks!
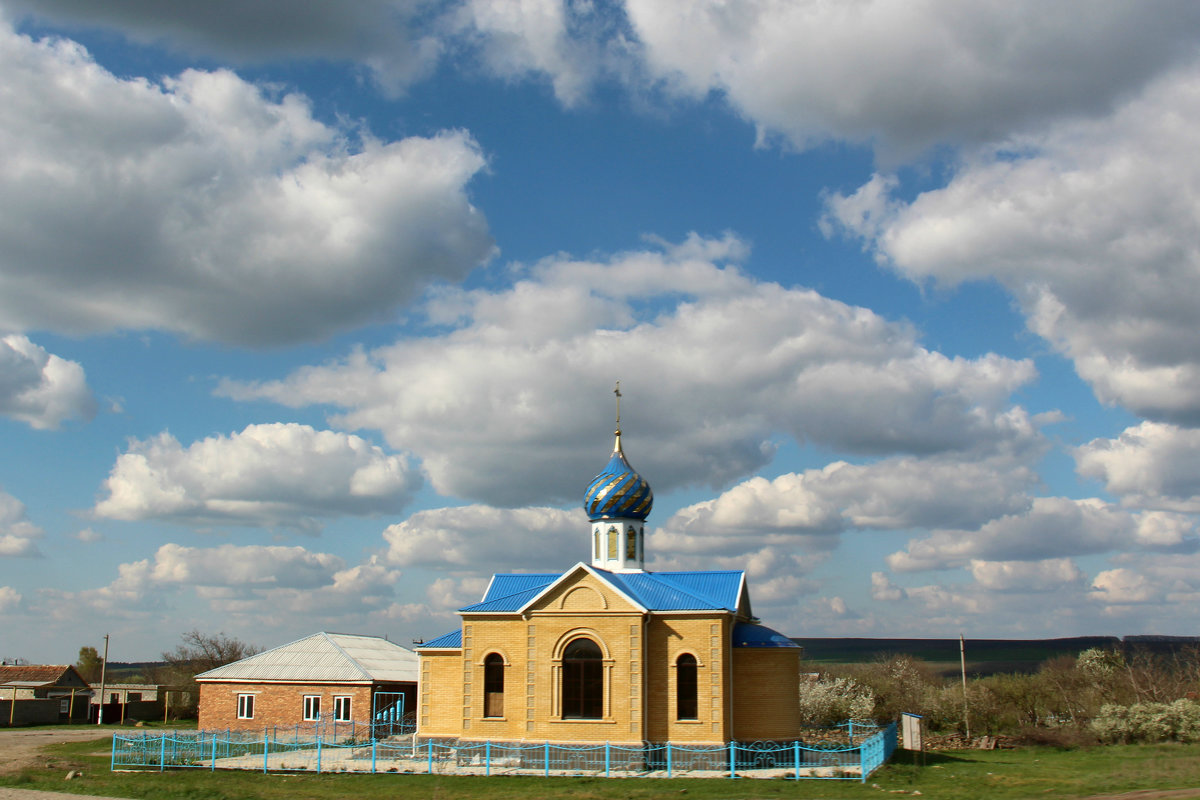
left=0, top=487, right=42, bottom=557
left=223, top=236, right=1037, bottom=506
left=659, top=453, right=1037, bottom=547
left=968, top=558, right=1085, bottom=592
left=450, top=0, right=627, bottom=106
left=0, top=21, right=492, bottom=345
left=1077, top=422, right=1200, bottom=512
left=887, top=497, right=1135, bottom=572
left=1133, top=511, right=1198, bottom=550
left=383, top=505, right=582, bottom=573
left=148, top=543, right=343, bottom=589
left=0, top=585, right=21, bottom=612
left=0, top=335, right=95, bottom=429
left=74, top=527, right=101, bottom=543
left=5, top=0, right=442, bottom=96
left=870, top=571, right=904, bottom=602
left=1091, top=568, right=1159, bottom=606
left=826, top=66, right=1200, bottom=421
left=94, top=423, right=422, bottom=530
left=624, top=0, right=1200, bottom=159
left=40, top=542, right=352, bottom=618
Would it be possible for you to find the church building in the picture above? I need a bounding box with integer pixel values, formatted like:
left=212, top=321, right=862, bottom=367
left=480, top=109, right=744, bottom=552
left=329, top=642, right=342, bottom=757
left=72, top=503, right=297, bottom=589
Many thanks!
left=416, top=396, right=801, bottom=746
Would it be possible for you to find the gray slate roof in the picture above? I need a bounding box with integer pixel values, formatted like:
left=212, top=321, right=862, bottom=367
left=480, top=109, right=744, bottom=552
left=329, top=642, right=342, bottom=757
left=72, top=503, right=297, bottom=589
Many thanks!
left=196, top=632, right=418, bottom=684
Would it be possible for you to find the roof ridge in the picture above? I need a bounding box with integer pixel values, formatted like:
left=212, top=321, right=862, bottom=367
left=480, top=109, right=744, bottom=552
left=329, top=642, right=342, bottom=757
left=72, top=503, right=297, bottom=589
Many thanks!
left=319, top=631, right=373, bottom=681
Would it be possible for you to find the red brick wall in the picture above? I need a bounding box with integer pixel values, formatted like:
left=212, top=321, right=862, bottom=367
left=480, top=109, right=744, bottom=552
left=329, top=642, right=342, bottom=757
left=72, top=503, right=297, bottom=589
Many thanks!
left=198, top=682, right=379, bottom=732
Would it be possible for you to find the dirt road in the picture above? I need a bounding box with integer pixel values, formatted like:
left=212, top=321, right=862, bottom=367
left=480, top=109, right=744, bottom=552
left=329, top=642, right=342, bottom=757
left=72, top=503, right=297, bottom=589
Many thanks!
left=0, top=728, right=133, bottom=800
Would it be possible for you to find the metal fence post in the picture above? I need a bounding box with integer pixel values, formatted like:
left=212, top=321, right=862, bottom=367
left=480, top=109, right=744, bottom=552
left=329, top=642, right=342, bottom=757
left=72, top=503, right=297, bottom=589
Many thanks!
left=159, top=733, right=166, bottom=772
left=849, top=719, right=854, bottom=744
left=210, top=732, right=216, bottom=772
left=317, top=733, right=322, bottom=773
left=729, top=741, right=735, bottom=779
left=793, top=740, right=799, bottom=780
left=485, top=741, right=491, bottom=777
left=427, top=739, right=433, bottom=774
left=371, top=738, right=377, bottom=773
left=544, top=741, right=549, bottom=777
left=605, top=741, right=610, bottom=778
left=666, top=742, right=672, bottom=778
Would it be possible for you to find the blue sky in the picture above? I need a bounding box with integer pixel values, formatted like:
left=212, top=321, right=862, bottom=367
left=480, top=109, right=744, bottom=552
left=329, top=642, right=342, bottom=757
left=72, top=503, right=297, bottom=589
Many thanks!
left=3, top=1, right=1200, bottom=664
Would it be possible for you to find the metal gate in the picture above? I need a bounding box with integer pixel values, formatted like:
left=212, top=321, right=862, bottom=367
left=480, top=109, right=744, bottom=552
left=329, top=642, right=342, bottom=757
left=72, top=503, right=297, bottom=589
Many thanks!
left=371, top=692, right=409, bottom=739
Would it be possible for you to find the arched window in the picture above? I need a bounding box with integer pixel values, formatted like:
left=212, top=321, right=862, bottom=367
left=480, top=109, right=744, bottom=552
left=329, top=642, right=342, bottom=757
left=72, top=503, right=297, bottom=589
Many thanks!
left=676, top=653, right=698, bottom=720
left=483, top=653, right=504, bottom=718
left=625, top=526, right=638, bottom=560
left=607, top=526, right=618, bottom=558
left=593, top=528, right=600, bottom=560
left=562, top=638, right=603, bottom=719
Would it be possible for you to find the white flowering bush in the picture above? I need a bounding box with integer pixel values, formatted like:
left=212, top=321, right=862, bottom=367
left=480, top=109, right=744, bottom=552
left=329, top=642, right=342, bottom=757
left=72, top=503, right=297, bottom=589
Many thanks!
left=1090, top=699, right=1200, bottom=743
left=798, top=674, right=876, bottom=726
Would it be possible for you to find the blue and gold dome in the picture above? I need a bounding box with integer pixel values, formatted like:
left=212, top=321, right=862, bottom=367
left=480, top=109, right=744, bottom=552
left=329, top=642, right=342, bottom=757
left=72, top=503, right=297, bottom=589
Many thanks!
left=583, top=431, right=654, bottom=521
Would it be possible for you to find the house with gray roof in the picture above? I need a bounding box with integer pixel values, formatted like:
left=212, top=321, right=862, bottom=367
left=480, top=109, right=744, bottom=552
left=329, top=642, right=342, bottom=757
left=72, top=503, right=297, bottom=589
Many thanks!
left=196, top=632, right=417, bottom=734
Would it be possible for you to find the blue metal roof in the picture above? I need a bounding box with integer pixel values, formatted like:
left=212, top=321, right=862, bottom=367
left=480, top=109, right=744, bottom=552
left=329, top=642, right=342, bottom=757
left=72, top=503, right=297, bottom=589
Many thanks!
left=460, top=567, right=745, bottom=614
left=461, top=585, right=549, bottom=612
left=481, top=573, right=558, bottom=603
left=648, top=571, right=744, bottom=611
left=418, top=629, right=462, bottom=649
left=732, top=622, right=799, bottom=648
left=602, top=571, right=738, bottom=611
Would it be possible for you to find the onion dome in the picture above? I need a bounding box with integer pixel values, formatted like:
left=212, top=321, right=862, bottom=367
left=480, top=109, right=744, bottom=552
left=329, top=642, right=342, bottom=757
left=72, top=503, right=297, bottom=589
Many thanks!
left=583, top=431, right=654, bottom=521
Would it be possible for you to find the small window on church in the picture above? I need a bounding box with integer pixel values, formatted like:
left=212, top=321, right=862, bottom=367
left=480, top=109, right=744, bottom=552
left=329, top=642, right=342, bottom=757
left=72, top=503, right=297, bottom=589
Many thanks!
left=483, top=653, right=504, bottom=718
left=594, top=528, right=599, bottom=559
left=562, top=638, right=603, bottom=719
left=676, top=654, right=698, bottom=720
left=607, top=526, right=618, bottom=558
left=626, top=527, right=638, bottom=560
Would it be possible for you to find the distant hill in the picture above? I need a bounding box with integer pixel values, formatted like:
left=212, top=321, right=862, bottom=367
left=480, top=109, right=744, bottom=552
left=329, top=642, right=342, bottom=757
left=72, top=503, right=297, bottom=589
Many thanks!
left=792, top=636, right=1200, bottom=677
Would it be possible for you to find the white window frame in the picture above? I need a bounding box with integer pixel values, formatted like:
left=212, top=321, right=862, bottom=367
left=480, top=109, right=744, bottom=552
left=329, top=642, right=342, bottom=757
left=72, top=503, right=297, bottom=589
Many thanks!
left=236, top=693, right=255, bottom=720
left=303, top=695, right=321, bottom=721
left=333, top=695, right=352, bottom=722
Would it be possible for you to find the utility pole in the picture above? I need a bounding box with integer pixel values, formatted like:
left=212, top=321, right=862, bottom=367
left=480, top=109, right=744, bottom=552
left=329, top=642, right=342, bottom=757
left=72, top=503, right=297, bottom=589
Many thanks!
left=96, top=634, right=109, bottom=726
left=960, top=633, right=970, bottom=740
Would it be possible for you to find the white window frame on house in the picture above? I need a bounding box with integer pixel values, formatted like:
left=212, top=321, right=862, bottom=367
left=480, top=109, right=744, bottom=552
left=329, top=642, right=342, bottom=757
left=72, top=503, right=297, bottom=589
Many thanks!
left=236, top=693, right=255, bottom=720
left=303, top=695, right=321, bottom=721
left=333, top=695, right=351, bottom=721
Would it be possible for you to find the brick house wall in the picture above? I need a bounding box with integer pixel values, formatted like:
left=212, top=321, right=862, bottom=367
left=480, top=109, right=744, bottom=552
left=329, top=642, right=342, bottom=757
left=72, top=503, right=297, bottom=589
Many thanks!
left=731, top=647, right=802, bottom=740
left=199, top=682, right=396, bottom=732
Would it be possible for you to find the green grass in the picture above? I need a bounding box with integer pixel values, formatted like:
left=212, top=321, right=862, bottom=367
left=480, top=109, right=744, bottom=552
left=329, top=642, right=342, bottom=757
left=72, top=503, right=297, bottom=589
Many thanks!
left=6, top=734, right=1200, bottom=800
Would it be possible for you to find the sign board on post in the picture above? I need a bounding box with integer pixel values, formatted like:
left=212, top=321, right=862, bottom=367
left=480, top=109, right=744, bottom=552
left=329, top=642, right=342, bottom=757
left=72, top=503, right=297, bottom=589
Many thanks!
left=901, top=712, right=924, bottom=752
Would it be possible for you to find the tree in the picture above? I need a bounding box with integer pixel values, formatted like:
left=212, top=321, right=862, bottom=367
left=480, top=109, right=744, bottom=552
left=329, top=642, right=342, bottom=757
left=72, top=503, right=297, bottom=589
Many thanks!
left=161, top=630, right=259, bottom=675
left=153, top=631, right=260, bottom=719
left=76, top=645, right=103, bottom=683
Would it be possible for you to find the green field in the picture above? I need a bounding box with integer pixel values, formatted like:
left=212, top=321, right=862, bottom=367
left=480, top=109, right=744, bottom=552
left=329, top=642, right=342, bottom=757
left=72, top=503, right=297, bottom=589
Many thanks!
left=5, top=732, right=1200, bottom=800
left=795, top=636, right=1139, bottom=677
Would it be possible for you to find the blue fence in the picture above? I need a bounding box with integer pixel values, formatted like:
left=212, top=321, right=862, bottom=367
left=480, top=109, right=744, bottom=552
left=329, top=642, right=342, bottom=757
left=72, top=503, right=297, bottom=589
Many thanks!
left=113, top=721, right=895, bottom=781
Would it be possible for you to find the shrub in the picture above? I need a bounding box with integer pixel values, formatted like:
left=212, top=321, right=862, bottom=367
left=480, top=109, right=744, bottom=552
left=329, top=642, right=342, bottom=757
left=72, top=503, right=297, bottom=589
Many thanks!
left=797, top=673, right=875, bottom=726
left=1090, top=699, right=1200, bottom=743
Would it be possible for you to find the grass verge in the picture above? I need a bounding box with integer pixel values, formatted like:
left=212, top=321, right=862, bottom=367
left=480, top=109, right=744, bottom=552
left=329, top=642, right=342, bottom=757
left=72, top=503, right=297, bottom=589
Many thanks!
left=5, top=735, right=1200, bottom=800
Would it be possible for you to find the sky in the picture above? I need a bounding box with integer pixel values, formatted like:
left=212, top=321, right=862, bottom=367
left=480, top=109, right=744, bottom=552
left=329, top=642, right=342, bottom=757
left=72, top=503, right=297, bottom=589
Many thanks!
left=3, top=1, right=1200, bottom=665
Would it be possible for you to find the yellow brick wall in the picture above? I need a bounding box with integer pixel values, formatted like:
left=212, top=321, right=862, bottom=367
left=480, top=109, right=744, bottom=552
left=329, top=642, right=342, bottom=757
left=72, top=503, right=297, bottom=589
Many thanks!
left=644, top=614, right=729, bottom=744
left=198, top=682, right=375, bottom=732
left=419, top=652, right=463, bottom=737
left=731, top=648, right=801, bottom=740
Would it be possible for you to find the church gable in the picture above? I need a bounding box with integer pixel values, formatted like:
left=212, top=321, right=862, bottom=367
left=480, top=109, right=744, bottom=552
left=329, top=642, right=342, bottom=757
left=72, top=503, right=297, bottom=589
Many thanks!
left=525, top=566, right=643, bottom=614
